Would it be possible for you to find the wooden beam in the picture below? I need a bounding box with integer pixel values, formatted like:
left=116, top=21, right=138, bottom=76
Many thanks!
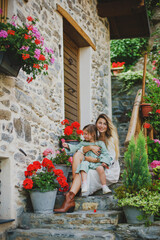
left=97, top=0, right=145, bottom=17
left=57, top=4, right=96, bottom=51
left=141, top=52, right=147, bottom=103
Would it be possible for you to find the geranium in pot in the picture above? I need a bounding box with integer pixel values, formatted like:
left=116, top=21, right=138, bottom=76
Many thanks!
left=43, top=148, right=72, bottom=179
left=0, top=11, right=54, bottom=82
left=141, top=78, right=160, bottom=117
left=23, top=158, right=69, bottom=213
left=114, top=131, right=160, bottom=225
left=59, top=119, right=83, bottom=148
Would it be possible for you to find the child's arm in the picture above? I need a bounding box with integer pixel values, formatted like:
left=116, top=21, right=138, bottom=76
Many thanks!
left=65, top=142, right=84, bottom=154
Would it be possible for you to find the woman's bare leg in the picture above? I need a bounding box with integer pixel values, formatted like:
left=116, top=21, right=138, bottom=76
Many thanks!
left=72, top=152, right=84, bottom=179
left=70, top=173, right=81, bottom=195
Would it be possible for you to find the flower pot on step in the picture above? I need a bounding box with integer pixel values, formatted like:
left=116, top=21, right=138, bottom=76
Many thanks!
left=30, top=190, right=57, bottom=214
left=123, top=206, right=154, bottom=224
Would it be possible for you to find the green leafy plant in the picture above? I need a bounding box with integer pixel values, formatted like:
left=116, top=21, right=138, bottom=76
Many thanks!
left=111, top=38, right=148, bottom=67
left=123, top=131, right=152, bottom=191
left=147, top=138, right=160, bottom=165
left=52, top=148, right=72, bottom=166
left=114, top=132, right=160, bottom=225
left=0, top=12, right=54, bottom=82
left=117, top=70, right=153, bottom=93
left=118, top=189, right=160, bottom=222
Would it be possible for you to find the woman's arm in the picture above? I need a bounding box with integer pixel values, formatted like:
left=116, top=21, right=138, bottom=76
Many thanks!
left=83, top=145, right=101, bottom=156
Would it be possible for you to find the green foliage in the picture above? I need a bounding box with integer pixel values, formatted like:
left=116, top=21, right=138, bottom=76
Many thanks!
left=111, top=38, right=148, bottom=67
left=123, top=131, right=152, bottom=191
left=31, top=172, right=58, bottom=192
left=147, top=138, right=160, bottom=164
left=118, top=189, right=160, bottom=219
left=117, top=70, right=153, bottom=93
left=52, top=149, right=71, bottom=166
left=153, top=166, right=160, bottom=180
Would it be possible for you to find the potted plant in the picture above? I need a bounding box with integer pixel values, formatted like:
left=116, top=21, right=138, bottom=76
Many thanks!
left=59, top=119, right=83, bottom=148
left=111, top=61, right=125, bottom=76
left=43, top=148, right=72, bottom=179
left=141, top=78, right=160, bottom=117
left=114, top=131, right=160, bottom=225
left=23, top=158, right=69, bottom=213
left=0, top=11, right=55, bottom=82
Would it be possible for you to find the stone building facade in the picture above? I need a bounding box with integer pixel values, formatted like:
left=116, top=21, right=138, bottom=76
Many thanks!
left=0, top=0, right=111, bottom=223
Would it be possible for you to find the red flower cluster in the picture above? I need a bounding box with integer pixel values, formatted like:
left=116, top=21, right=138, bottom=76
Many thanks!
left=112, top=62, right=125, bottom=68
left=143, top=123, right=151, bottom=129
left=156, top=109, right=160, bottom=114
left=60, top=119, right=83, bottom=141
left=23, top=159, right=69, bottom=192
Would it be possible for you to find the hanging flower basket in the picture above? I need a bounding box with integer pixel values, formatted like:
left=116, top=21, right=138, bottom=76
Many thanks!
left=0, top=51, right=22, bottom=77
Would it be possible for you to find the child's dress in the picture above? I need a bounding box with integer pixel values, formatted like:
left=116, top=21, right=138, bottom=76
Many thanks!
left=65, top=141, right=113, bottom=173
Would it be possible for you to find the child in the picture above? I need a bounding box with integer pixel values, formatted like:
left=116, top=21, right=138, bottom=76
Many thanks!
left=62, top=124, right=112, bottom=194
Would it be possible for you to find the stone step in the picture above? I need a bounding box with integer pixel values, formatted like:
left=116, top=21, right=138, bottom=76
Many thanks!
left=7, top=228, right=116, bottom=240
left=55, top=190, right=123, bottom=211
left=19, top=210, right=123, bottom=231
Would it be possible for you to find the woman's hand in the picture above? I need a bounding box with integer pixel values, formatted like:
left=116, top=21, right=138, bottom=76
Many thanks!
left=101, top=163, right=109, bottom=169
left=90, top=145, right=101, bottom=156
left=85, top=156, right=99, bottom=163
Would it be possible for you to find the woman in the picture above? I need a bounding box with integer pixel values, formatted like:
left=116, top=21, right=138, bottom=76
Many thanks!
left=54, top=113, right=120, bottom=213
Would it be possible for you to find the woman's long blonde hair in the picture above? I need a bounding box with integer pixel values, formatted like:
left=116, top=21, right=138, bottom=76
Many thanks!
left=96, top=114, right=119, bottom=160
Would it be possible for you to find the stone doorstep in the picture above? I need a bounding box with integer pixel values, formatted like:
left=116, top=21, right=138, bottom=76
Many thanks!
left=19, top=210, right=123, bottom=231
left=7, top=228, right=116, bottom=240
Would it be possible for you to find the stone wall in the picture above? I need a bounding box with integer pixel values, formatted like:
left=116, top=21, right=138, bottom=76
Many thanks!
left=0, top=0, right=110, bottom=220
left=112, top=76, right=142, bottom=146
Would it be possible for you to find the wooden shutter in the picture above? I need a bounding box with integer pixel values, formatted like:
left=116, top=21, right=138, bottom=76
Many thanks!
left=64, top=32, right=79, bottom=124
left=0, top=0, right=8, bottom=23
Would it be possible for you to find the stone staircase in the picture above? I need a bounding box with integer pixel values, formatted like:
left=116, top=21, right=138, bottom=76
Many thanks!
left=6, top=185, right=125, bottom=240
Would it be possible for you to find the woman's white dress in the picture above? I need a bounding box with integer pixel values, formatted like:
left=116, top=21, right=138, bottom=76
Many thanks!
left=81, top=138, right=120, bottom=196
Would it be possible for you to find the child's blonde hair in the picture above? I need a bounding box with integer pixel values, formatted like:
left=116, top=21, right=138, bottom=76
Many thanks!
left=83, top=124, right=98, bottom=141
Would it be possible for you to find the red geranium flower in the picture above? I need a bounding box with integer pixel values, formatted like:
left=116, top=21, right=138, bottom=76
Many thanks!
left=23, top=178, right=33, bottom=189
left=156, top=109, right=160, bottom=114
left=35, top=39, right=41, bottom=45
left=64, top=126, right=73, bottom=136
left=76, top=129, right=83, bottom=135
left=33, top=63, right=40, bottom=69
left=24, top=34, right=32, bottom=39
left=143, top=123, right=151, bottom=129
left=7, top=30, right=15, bottom=35
left=71, top=121, right=80, bottom=129
left=22, top=54, right=30, bottom=60
left=61, top=119, right=69, bottom=125
left=39, top=54, right=45, bottom=61
left=27, top=16, right=34, bottom=22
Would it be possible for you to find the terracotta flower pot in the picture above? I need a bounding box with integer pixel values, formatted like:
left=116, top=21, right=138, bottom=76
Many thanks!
left=141, top=103, right=153, bottom=117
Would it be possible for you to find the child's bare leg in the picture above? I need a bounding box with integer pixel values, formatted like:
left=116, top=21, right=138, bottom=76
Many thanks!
left=80, top=170, right=88, bottom=193
left=96, top=166, right=111, bottom=194
left=81, top=170, right=87, bottom=182
left=96, top=166, right=106, bottom=185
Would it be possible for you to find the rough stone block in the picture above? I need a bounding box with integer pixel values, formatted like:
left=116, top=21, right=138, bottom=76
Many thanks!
left=0, top=110, right=11, bottom=120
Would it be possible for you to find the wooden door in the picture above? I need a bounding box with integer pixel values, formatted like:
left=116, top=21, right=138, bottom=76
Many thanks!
left=0, top=0, right=8, bottom=23
left=63, top=32, right=79, bottom=123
